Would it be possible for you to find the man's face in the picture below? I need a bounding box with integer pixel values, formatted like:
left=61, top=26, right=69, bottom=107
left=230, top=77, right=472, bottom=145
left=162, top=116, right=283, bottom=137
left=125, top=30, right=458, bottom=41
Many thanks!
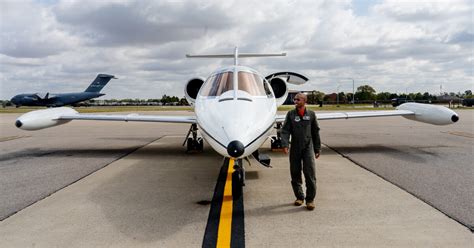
left=293, top=96, right=306, bottom=108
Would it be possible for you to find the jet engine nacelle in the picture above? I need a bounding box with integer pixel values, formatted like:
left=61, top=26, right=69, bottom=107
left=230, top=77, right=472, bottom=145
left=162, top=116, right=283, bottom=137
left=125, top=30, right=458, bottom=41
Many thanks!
left=268, top=77, right=288, bottom=106
left=15, top=107, right=78, bottom=130
left=396, top=103, right=459, bottom=125
left=184, top=77, right=205, bottom=106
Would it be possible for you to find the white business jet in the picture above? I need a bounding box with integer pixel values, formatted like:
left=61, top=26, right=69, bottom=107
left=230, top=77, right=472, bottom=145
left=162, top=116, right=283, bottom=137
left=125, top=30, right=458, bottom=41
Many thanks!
left=14, top=47, right=460, bottom=185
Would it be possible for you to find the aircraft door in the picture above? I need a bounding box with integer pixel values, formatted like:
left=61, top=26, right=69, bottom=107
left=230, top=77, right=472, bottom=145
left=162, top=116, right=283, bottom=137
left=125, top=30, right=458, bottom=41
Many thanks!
left=265, top=72, right=309, bottom=106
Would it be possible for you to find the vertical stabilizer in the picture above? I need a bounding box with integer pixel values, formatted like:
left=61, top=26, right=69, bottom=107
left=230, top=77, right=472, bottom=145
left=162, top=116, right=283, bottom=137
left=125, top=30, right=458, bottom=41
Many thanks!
left=234, top=47, right=239, bottom=65
left=84, top=74, right=116, bottom=93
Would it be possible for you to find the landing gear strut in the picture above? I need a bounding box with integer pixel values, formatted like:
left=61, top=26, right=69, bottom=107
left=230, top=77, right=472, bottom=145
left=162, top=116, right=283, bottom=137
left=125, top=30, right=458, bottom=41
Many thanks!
left=232, top=159, right=245, bottom=198
left=271, top=122, right=284, bottom=151
left=183, top=123, right=203, bottom=152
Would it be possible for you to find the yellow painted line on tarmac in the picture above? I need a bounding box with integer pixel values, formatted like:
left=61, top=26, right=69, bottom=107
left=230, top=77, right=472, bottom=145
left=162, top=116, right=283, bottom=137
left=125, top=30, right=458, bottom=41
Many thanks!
left=216, top=158, right=234, bottom=247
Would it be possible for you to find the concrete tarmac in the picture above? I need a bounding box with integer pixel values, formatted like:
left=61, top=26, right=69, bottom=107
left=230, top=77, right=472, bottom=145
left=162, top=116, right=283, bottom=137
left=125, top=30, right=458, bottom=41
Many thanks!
left=0, top=110, right=473, bottom=247
left=0, top=137, right=472, bottom=247
left=0, top=112, right=190, bottom=220
left=319, top=110, right=474, bottom=230
left=245, top=144, right=472, bottom=247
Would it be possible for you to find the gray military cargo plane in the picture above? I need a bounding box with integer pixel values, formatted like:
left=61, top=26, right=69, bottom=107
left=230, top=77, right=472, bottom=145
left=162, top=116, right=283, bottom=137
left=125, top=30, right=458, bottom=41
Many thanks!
left=10, top=74, right=116, bottom=107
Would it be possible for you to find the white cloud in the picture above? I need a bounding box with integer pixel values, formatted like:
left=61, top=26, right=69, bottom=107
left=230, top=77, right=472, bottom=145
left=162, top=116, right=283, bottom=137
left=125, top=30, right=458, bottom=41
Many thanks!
left=0, top=0, right=472, bottom=100
left=0, top=0, right=78, bottom=58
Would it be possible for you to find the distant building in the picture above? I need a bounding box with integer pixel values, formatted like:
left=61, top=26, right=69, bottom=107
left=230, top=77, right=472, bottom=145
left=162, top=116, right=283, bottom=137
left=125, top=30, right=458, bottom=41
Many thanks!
left=437, top=95, right=461, bottom=101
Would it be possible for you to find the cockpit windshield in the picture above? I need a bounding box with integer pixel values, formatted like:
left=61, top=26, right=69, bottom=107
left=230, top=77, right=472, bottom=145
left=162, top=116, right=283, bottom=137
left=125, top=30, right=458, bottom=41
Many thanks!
left=238, top=71, right=270, bottom=96
left=199, top=71, right=234, bottom=96
left=199, top=70, right=273, bottom=98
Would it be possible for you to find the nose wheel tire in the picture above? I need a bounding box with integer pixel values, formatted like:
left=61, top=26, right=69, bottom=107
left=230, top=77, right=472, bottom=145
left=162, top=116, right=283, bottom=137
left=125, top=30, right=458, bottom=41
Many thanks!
left=232, top=159, right=245, bottom=199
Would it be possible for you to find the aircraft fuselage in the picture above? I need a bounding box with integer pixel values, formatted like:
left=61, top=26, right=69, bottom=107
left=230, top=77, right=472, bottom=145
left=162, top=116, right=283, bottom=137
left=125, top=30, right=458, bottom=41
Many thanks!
left=194, top=65, right=277, bottom=158
left=10, top=92, right=105, bottom=107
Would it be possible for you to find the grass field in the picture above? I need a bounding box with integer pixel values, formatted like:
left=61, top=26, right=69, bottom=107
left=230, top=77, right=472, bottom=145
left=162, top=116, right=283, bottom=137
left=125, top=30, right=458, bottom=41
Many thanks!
left=0, top=104, right=469, bottom=114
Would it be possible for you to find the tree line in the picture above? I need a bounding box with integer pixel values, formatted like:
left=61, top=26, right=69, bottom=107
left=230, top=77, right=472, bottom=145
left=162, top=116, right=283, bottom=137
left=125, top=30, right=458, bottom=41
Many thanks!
left=92, top=95, right=189, bottom=105
left=305, top=85, right=473, bottom=104
left=2, top=87, right=472, bottom=107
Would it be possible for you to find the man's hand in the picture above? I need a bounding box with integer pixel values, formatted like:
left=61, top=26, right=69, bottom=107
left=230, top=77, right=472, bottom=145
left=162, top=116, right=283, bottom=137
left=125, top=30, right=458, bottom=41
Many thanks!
left=283, top=147, right=289, bottom=154
left=315, top=152, right=320, bottom=159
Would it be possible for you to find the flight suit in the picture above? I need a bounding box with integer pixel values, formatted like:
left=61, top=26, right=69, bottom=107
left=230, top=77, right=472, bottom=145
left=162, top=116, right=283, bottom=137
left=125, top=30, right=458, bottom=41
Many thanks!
left=281, top=108, right=321, bottom=202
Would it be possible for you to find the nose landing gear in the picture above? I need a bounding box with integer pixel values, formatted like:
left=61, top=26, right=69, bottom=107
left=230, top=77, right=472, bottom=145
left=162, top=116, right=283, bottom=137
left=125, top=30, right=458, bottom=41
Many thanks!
left=232, top=159, right=245, bottom=199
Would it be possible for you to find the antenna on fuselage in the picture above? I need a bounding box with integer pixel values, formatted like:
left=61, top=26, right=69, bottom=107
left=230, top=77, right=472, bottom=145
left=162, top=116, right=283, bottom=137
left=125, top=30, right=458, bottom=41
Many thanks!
left=185, top=47, right=286, bottom=66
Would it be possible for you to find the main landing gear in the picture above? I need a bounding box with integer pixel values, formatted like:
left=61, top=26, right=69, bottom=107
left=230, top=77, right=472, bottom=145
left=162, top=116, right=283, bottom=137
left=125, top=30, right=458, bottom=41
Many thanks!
left=183, top=123, right=203, bottom=153
left=271, top=122, right=284, bottom=151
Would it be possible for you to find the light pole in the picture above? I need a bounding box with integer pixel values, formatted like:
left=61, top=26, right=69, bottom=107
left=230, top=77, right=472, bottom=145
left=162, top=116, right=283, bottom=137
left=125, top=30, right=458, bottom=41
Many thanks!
left=350, top=78, right=355, bottom=105
left=341, top=78, right=355, bottom=107
left=336, top=84, right=340, bottom=107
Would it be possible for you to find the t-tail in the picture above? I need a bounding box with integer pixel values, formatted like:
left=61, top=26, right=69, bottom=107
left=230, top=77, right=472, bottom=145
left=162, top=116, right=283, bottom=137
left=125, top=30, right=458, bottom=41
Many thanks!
left=84, top=74, right=116, bottom=93
left=186, top=47, right=286, bottom=65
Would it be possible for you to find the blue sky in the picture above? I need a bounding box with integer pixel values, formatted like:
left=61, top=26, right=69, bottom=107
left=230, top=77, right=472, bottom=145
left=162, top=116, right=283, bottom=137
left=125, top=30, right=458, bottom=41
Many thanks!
left=352, top=0, right=382, bottom=16
left=0, top=0, right=472, bottom=99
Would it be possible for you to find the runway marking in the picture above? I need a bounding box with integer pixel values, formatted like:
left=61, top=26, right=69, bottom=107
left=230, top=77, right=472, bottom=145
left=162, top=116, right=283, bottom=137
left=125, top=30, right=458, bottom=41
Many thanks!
left=441, top=131, right=474, bottom=138
left=217, top=158, right=234, bottom=247
left=203, top=158, right=245, bottom=248
left=0, top=135, right=30, bottom=142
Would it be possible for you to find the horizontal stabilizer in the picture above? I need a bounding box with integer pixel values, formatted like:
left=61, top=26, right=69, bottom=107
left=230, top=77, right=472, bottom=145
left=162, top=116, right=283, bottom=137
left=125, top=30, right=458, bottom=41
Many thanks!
left=186, top=47, right=286, bottom=65
left=186, top=53, right=286, bottom=58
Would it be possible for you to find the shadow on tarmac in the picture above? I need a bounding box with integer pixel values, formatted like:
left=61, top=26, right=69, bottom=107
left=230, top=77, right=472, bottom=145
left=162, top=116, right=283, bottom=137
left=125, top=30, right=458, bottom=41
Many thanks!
left=327, top=144, right=444, bottom=163
left=0, top=141, right=210, bottom=162
left=0, top=147, right=142, bottom=162
left=87, top=139, right=223, bottom=243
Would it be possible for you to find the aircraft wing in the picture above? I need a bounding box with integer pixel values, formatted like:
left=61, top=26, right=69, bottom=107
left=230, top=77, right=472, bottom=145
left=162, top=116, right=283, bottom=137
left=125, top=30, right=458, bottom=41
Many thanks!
left=58, top=113, right=196, bottom=123
left=14, top=107, right=197, bottom=130
left=34, top=93, right=51, bottom=99
left=275, top=110, right=414, bottom=122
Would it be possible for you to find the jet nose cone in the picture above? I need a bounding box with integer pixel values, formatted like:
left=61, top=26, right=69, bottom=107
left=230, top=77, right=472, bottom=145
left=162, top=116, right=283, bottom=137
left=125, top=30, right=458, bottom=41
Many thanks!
left=227, top=140, right=245, bottom=158
left=451, top=115, right=459, bottom=123
left=15, top=120, right=23, bottom=128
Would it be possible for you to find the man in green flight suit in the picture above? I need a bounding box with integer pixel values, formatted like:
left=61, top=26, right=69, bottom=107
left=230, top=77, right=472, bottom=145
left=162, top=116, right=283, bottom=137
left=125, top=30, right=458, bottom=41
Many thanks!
left=281, top=92, right=321, bottom=210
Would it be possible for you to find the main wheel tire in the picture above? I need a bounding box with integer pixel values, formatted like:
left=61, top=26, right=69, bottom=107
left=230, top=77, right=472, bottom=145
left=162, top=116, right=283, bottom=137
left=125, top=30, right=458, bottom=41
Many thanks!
left=198, top=139, right=204, bottom=151
left=186, top=137, right=193, bottom=151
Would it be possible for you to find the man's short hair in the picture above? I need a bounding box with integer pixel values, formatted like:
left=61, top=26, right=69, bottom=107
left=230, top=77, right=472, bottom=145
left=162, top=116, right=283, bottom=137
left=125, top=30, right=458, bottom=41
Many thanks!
left=296, top=93, right=307, bottom=102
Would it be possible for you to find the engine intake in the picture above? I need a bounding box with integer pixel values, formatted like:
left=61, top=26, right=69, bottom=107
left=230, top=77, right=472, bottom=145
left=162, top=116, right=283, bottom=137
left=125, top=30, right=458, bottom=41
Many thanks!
left=185, top=78, right=204, bottom=105
left=269, top=77, right=288, bottom=106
